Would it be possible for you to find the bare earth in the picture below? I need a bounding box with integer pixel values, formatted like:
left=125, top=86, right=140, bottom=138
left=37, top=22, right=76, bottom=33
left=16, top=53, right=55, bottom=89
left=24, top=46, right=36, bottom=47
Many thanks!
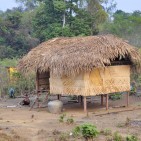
left=0, top=95, right=141, bottom=141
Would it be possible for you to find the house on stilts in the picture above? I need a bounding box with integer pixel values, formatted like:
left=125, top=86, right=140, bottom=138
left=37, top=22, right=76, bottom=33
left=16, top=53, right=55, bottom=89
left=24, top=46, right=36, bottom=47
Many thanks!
left=18, top=34, right=141, bottom=112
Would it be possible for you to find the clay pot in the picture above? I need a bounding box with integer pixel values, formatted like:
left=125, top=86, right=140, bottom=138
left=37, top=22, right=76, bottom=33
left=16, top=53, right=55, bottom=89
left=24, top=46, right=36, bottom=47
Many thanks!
left=47, top=100, right=63, bottom=114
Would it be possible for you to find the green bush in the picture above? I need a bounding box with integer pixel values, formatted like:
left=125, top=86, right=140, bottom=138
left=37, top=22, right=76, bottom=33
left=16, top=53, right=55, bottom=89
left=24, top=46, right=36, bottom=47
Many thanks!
left=73, top=123, right=99, bottom=140
left=9, top=72, right=35, bottom=96
left=66, top=117, right=74, bottom=125
left=126, top=135, right=138, bottom=141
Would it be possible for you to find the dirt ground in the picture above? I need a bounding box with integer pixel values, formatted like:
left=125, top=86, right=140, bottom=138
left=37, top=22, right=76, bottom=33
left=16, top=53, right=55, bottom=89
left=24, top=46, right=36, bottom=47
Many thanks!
left=0, top=95, right=141, bottom=141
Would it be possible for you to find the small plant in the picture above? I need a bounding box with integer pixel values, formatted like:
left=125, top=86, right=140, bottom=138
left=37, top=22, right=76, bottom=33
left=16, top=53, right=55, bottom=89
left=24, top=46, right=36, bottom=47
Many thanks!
left=126, top=135, right=138, bottom=141
left=113, top=131, right=124, bottom=141
left=66, top=117, right=74, bottom=125
left=59, top=113, right=66, bottom=123
left=125, top=117, right=131, bottom=126
left=59, top=133, right=69, bottom=141
left=72, top=125, right=81, bottom=137
left=109, top=93, right=122, bottom=101
left=73, top=123, right=99, bottom=140
left=101, top=128, right=112, bottom=136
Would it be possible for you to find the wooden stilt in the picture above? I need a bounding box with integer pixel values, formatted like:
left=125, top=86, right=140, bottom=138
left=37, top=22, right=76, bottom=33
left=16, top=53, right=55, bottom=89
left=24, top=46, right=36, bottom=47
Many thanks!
left=101, top=95, right=104, bottom=106
left=84, top=96, right=87, bottom=113
left=81, top=96, right=83, bottom=103
left=106, top=94, right=109, bottom=110
left=127, top=92, right=129, bottom=107
left=57, top=94, right=61, bottom=100
left=78, top=96, right=80, bottom=103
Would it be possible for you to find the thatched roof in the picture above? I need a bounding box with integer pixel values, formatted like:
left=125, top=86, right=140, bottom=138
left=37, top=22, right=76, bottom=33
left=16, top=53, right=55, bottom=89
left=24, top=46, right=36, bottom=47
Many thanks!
left=18, top=34, right=141, bottom=76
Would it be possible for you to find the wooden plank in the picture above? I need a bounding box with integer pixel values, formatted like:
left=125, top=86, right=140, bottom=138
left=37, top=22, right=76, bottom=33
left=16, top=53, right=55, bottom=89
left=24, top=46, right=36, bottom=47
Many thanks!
left=94, top=107, right=141, bottom=116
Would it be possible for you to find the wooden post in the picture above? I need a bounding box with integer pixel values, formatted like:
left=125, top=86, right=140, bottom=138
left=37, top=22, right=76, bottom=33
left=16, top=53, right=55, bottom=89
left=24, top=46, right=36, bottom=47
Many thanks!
left=106, top=94, right=109, bottom=110
left=101, top=95, right=104, bottom=106
left=127, top=92, right=129, bottom=107
left=36, top=70, right=39, bottom=93
left=78, top=96, right=80, bottom=103
left=57, top=94, right=61, bottom=100
left=83, top=96, right=87, bottom=113
left=81, top=96, right=83, bottom=104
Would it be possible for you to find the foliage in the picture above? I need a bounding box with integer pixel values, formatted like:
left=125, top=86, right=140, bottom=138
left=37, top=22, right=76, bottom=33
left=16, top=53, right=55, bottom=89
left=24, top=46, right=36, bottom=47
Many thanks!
left=66, top=117, right=74, bottom=125
left=0, top=59, right=35, bottom=97
left=126, top=135, right=138, bottom=141
left=109, top=93, right=122, bottom=101
left=100, top=10, right=141, bottom=47
left=0, top=6, right=39, bottom=59
left=59, top=113, right=66, bottom=123
left=59, top=113, right=74, bottom=125
left=0, top=0, right=114, bottom=59
left=0, top=58, right=18, bottom=67
left=101, top=128, right=112, bottom=136
left=73, top=123, right=99, bottom=140
left=9, top=71, right=35, bottom=95
left=59, top=133, right=69, bottom=141
left=33, top=0, right=108, bottom=42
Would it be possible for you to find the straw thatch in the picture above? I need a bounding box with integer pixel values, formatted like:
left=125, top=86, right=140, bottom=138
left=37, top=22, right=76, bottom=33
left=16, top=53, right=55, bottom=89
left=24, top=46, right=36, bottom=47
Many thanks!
left=18, top=34, right=141, bottom=76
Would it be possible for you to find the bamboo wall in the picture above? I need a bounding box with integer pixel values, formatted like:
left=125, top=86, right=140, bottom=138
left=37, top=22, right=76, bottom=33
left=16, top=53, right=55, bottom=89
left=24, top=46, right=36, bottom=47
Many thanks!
left=49, top=65, right=130, bottom=96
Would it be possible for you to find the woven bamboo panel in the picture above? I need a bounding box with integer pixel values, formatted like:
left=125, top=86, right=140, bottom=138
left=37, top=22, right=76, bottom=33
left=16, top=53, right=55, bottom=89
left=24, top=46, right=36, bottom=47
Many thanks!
left=50, top=65, right=130, bottom=96
left=38, top=72, right=50, bottom=90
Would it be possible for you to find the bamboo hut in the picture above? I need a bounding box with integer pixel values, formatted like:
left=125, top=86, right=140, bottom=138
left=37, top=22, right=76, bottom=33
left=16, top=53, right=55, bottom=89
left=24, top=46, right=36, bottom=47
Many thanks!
left=18, top=34, right=141, bottom=112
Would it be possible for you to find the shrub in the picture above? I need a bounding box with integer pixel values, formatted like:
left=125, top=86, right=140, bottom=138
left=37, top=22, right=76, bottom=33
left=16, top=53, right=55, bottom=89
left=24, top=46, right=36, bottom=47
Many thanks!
left=66, top=117, right=74, bottom=125
left=126, top=135, right=138, bottom=141
left=101, top=128, right=112, bottom=136
left=59, top=113, right=66, bottom=123
left=109, top=93, right=122, bottom=101
left=73, top=123, right=99, bottom=140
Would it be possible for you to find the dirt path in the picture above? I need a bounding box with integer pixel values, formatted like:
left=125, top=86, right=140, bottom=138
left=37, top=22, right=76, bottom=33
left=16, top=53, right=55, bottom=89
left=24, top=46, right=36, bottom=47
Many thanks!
left=0, top=95, right=141, bottom=141
left=0, top=106, right=141, bottom=141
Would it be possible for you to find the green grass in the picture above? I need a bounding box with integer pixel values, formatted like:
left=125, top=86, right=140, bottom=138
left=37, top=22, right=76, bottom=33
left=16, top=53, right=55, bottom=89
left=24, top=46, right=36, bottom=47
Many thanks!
left=0, top=58, right=18, bottom=67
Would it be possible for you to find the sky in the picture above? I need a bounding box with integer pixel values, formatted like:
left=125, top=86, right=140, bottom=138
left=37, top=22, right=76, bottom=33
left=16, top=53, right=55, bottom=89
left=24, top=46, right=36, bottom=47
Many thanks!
left=0, top=0, right=141, bottom=12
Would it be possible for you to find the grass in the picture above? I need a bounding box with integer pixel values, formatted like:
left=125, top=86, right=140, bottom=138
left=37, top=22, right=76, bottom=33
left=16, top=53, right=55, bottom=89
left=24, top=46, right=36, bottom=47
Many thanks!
left=0, top=58, right=18, bottom=67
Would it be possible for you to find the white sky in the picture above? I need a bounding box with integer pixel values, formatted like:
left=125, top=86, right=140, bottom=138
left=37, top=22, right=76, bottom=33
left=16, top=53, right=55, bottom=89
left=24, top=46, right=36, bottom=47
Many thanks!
left=0, top=0, right=141, bottom=12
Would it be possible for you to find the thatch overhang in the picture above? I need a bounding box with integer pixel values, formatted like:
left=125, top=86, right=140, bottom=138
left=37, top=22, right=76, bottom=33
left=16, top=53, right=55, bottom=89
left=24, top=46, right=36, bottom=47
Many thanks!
left=18, top=34, right=141, bottom=76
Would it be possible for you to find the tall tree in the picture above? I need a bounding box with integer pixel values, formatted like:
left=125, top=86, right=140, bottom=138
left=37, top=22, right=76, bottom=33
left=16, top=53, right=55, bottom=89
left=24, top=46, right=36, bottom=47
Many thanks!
left=15, top=0, right=38, bottom=10
left=100, top=10, right=141, bottom=47
left=33, top=0, right=108, bottom=42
